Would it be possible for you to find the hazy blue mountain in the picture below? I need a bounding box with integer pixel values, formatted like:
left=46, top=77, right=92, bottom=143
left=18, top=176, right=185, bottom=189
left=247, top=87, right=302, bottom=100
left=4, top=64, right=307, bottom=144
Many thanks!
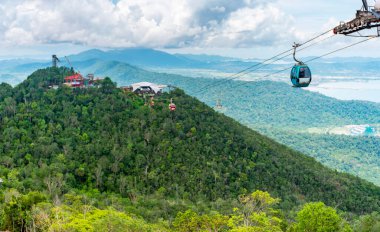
left=307, top=61, right=380, bottom=76
left=315, top=56, right=380, bottom=63
left=175, top=53, right=241, bottom=63
left=63, top=48, right=267, bottom=73
left=67, top=48, right=203, bottom=68
left=0, top=74, right=21, bottom=85
left=9, top=62, right=49, bottom=73
left=12, top=48, right=377, bottom=78
left=4, top=48, right=380, bottom=81
left=74, top=59, right=154, bottom=80
left=87, top=48, right=380, bottom=74
left=0, top=59, right=42, bottom=85
left=0, top=58, right=45, bottom=70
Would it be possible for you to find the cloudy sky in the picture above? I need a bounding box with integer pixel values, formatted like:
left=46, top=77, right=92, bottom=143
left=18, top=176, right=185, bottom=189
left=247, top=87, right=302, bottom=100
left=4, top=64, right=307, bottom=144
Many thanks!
left=0, top=0, right=379, bottom=59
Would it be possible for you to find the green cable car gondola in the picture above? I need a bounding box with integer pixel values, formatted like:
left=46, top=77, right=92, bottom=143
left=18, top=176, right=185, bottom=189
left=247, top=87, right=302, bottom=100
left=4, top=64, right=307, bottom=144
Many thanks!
left=290, top=43, right=312, bottom=87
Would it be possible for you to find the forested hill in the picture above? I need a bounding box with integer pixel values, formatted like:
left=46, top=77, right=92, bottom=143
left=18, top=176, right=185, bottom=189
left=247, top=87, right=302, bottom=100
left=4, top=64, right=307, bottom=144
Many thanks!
left=0, top=67, right=380, bottom=227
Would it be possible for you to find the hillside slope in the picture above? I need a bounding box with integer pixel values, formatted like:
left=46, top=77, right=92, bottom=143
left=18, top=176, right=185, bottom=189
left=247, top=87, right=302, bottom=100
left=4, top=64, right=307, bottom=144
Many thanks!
left=0, top=67, right=379, bottom=216
left=44, top=60, right=380, bottom=186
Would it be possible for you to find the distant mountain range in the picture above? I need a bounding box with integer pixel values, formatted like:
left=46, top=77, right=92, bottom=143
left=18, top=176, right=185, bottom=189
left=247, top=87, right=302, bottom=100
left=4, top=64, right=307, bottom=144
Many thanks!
left=67, top=48, right=204, bottom=68
left=2, top=48, right=380, bottom=82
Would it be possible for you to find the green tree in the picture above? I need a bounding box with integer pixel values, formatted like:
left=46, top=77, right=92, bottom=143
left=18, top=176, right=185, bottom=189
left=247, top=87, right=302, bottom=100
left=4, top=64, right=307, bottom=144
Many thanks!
left=49, top=207, right=168, bottom=232
left=173, top=210, right=201, bottom=232
left=353, top=212, right=380, bottom=232
left=100, top=77, right=116, bottom=94
left=229, top=190, right=283, bottom=232
left=290, top=202, right=352, bottom=232
left=173, top=209, right=229, bottom=232
left=2, top=191, right=47, bottom=232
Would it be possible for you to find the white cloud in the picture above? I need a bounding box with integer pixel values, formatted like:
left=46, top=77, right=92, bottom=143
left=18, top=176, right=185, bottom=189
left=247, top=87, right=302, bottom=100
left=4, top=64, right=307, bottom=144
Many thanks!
left=202, top=4, right=296, bottom=48
left=0, top=0, right=298, bottom=49
left=210, top=6, right=226, bottom=13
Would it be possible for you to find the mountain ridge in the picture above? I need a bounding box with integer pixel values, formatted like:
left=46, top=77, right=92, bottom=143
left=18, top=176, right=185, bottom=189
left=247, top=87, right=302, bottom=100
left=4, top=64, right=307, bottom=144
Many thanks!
left=67, top=47, right=203, bottom=68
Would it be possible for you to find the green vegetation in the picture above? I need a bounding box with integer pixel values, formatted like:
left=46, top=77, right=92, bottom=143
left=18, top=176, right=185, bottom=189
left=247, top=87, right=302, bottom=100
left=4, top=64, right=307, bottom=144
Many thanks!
left=69, top=59, right=380, bottom=186
left=0, top=67, right=379, bottom=231
left=258, top=129, right=380, bottom=185
left=198, top=81, right=380, bottom=186
left=353, top=212, right=380, bottom=231
left=289, top=202, right=352, bottom=232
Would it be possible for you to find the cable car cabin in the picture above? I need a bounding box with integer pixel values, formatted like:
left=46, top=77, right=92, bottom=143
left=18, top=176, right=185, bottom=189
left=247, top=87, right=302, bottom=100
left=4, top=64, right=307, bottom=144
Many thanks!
left=290, top=65, right=312, bottom=88
left=169, top=103, right=176, bottom=111
left=168, top=98, right=176, bottom=111
left=150, top=97, right=155, bottom=107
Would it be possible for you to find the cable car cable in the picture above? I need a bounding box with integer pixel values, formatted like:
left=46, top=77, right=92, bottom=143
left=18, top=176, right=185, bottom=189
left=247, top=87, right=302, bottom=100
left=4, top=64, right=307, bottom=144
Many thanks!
left=298, top=27, right=334, bottom=47
left=191, top=28, right=336, bottom=95
left=304, top=36, right=376, bottom=63
left=229, top=36, right=376, bottom=90
left=298, top=34, right=337, bottom=54
left=193, top=33, right=337, bottom=95
left=191, top=48, right=293, bottom=94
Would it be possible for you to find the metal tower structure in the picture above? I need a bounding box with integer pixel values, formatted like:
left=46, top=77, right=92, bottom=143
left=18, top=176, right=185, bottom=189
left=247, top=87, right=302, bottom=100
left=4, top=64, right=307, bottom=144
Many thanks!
left=52, top=55, right=60, bottom=68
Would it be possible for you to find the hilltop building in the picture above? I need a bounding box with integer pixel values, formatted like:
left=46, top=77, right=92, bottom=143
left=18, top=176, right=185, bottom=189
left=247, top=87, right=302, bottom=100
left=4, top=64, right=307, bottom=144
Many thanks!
left=64, top=73, right=103, bottom=88
left=128, top=82, right=167, bottom=95
left=64, top=73, right=84, bottom=87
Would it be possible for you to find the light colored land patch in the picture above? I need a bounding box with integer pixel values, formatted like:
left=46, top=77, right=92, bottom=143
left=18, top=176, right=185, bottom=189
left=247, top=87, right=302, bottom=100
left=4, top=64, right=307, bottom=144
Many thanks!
left=307, top=124, right=380, bottom=137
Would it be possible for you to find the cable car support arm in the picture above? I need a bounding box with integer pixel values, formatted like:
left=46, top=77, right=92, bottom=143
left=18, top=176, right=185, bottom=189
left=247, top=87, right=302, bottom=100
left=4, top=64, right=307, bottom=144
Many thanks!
left=292, top=43, right=304, bottom=65
left=334, top=0, right=380, bottom=36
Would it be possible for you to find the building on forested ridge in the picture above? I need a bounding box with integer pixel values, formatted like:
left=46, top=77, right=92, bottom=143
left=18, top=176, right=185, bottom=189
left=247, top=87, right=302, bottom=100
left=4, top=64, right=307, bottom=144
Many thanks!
left=120, top=86, right=133, bottom=93
left=64, top=73, right=84, bottom=87
left=64, top=73, right=103, bottom=88
left=130, top=82, right=167, bottom=95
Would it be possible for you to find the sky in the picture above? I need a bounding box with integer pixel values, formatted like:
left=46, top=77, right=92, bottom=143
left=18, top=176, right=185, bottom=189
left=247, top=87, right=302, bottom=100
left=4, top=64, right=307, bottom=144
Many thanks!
left=0, top=0, right=379, bottom=59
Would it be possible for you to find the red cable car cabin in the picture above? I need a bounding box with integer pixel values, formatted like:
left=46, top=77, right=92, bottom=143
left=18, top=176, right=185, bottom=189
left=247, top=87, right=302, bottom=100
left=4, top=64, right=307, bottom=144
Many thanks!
left=169, top=98, right=176, bottom=111
left=169, top=103, right=176, bottom=111
left=150, top=97, right=155, bottom=107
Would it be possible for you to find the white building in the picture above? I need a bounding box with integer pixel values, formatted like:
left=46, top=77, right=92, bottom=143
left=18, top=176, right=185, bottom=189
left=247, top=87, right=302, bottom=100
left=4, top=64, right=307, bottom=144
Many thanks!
left=131, top=82, right=167, bottom=95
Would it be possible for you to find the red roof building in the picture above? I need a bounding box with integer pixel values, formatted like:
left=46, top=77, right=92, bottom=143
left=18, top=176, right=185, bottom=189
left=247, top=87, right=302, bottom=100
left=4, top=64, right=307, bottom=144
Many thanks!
left=64, top=73, right=84, bottom=87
